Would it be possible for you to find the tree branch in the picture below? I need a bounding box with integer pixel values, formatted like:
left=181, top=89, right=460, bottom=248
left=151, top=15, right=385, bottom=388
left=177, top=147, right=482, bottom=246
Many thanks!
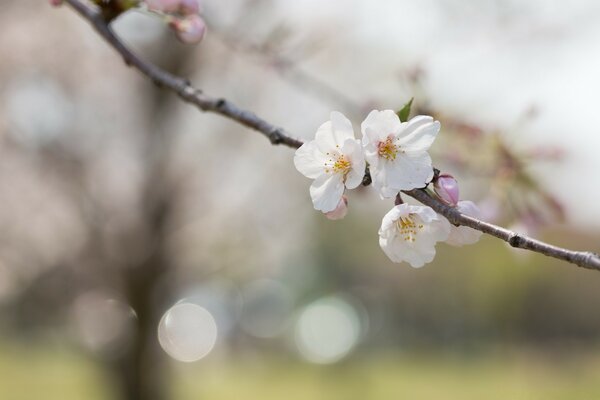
left=63, top=0, right=303, bottom=149
left=61, top=0, right=600, bottom=272
left=405, top=189, right=600, bottom=271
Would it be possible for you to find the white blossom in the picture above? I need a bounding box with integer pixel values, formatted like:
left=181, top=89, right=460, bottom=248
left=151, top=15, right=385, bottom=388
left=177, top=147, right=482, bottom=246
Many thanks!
left=361, top=110, right=440, bottom=198
left=294, top=112, right=365, bottom=213
left=379, top=204, right=450, bottom=268
left=446, top=201, right=483, bottom=246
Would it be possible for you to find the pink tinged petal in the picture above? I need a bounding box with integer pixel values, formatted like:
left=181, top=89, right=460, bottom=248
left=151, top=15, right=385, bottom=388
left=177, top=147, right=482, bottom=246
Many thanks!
left=294, top=141, right=327, bottom=179
left=341, top=139, right=366, bottom=189
left=397, top=116, right=440, bottom=153
left=361, top=110, right=403, bottom=146
left=310, top=174, right=345, bottom=213
left=446, top=201, right=483, bottom=246
left=324, top=196, right=348, bottom=220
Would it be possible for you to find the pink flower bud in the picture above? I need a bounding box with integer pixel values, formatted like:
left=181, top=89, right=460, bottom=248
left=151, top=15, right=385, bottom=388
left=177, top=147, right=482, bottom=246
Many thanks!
left=49, top=0, right=63, bottom=6
left=179, top=0, right=200, bottom=15
left=145, top=0, right=200, bottom=14
left=434, top=173, right=459, bottom=207
left=171, top=14, right=206, bottom=44
left=145, top=0, right=180, bottom=12
left=324, top=196, right=348, bottom=220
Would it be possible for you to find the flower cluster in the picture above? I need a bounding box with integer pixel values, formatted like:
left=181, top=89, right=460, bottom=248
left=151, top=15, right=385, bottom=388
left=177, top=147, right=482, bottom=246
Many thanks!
left=294, top=109, right=482, bottom=267
left=144, top=0, right=206, bottom=44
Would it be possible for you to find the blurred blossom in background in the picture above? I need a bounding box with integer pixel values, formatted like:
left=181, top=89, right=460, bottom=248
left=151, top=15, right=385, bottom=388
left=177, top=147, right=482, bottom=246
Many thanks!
left=1, top=0, right=600, bottom=399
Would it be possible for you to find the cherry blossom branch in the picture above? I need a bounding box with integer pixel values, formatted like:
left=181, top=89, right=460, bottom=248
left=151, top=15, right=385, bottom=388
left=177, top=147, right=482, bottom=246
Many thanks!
left=406, top=189, right=600, bottom=271
left=61, top=0, right=600, bottom=272
left=62, top=0, right=303, bottom=149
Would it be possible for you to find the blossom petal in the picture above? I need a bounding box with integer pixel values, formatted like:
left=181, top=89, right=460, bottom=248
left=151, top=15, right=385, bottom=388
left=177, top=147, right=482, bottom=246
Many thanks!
left=384, top=152, right=434, bottom=191
left=397, top=116, right=440, bottom=153
left=309, top=174, right=345, bottom=213
left=330, top=111, right=355, bottom=143
left=315, top=112, right=355, bottom=152
left=379, top=206, right=405, bottom=238
left=379, top=235, right=433, bottom=268
left=361, top=109, right=402, bottom=145
left=294, top=141, right=326, bottom=179
left=341, top=139, right=366, bottom=189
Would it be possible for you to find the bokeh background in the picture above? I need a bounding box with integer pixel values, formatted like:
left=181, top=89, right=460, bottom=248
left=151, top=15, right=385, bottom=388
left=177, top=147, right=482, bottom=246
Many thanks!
left=1, top=0, right=600, bottom=399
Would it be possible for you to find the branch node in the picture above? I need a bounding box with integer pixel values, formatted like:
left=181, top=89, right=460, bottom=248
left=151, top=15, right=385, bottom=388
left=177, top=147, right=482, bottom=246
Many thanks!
left=215, top=99, right=226, bottom=109
left=508, top=233, right=524, bottom=248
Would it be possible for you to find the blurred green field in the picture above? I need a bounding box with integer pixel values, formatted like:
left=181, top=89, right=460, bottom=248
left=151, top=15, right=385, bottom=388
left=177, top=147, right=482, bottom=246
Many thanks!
left=3, top=340, right=600, bottom=400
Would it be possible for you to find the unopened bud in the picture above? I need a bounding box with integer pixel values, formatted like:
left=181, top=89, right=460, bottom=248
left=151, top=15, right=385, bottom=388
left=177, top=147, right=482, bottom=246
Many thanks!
left=171, top=14, right=206, bottom=44
left=179, top=0, right=200, bottom=15
left=434, top=173, right=459, bottom=207
left=145, top=0, right=200, bottom=14
left=324, top=196, right=348, bottom=220
left=49, top=0, right=63, bottom=6
left=145, top=0, right=180, bottom=12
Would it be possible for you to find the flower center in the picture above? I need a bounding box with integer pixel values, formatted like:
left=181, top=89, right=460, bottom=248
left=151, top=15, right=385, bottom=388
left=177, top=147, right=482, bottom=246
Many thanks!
left=324, top=150, right=351, bottom=175
left=396, top=215, right=424, bottom=242
left=377, top=136, right=401, bottom=161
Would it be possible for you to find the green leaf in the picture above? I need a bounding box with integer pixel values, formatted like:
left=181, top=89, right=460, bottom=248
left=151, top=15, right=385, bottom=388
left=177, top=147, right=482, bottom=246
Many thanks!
left=397, top=98, right=414, bottom=122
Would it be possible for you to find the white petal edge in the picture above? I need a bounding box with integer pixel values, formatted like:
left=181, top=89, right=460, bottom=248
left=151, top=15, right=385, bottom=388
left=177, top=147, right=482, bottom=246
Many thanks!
left=397, top=116, right=440, bottom=153
left=330, top=111, right=355, bottom=145
left=294, top=141, right=326, bottom=179
left=379, top=152, right=434, bottom=193
left=361, top=109, right=402, bottom=146
left=341, top=138, right=366, bottom=189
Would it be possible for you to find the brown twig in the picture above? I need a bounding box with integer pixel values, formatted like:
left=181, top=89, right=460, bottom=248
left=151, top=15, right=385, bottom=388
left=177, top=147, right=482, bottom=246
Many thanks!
left=62, top=0, right=600, bottom=272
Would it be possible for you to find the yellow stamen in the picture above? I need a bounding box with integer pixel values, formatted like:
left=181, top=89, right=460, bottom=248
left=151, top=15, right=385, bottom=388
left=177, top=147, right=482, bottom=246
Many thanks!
left=396, top=214, right=424, bottom=242
left=378, top=136, right=403, bottom=161
left=324, top=153, right=351, bottom=175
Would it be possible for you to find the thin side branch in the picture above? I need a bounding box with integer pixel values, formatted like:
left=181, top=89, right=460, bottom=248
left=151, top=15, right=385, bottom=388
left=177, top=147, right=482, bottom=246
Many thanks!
left=62, top=0, right=600, bottom=272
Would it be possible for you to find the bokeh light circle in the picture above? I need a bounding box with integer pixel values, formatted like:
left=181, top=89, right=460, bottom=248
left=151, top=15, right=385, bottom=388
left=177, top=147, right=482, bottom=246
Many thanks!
left=70, top=292, right=136, bottom=354
left=294, top=296, right=361, bottom=364
left=158, top=303, right=218, bottom=362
